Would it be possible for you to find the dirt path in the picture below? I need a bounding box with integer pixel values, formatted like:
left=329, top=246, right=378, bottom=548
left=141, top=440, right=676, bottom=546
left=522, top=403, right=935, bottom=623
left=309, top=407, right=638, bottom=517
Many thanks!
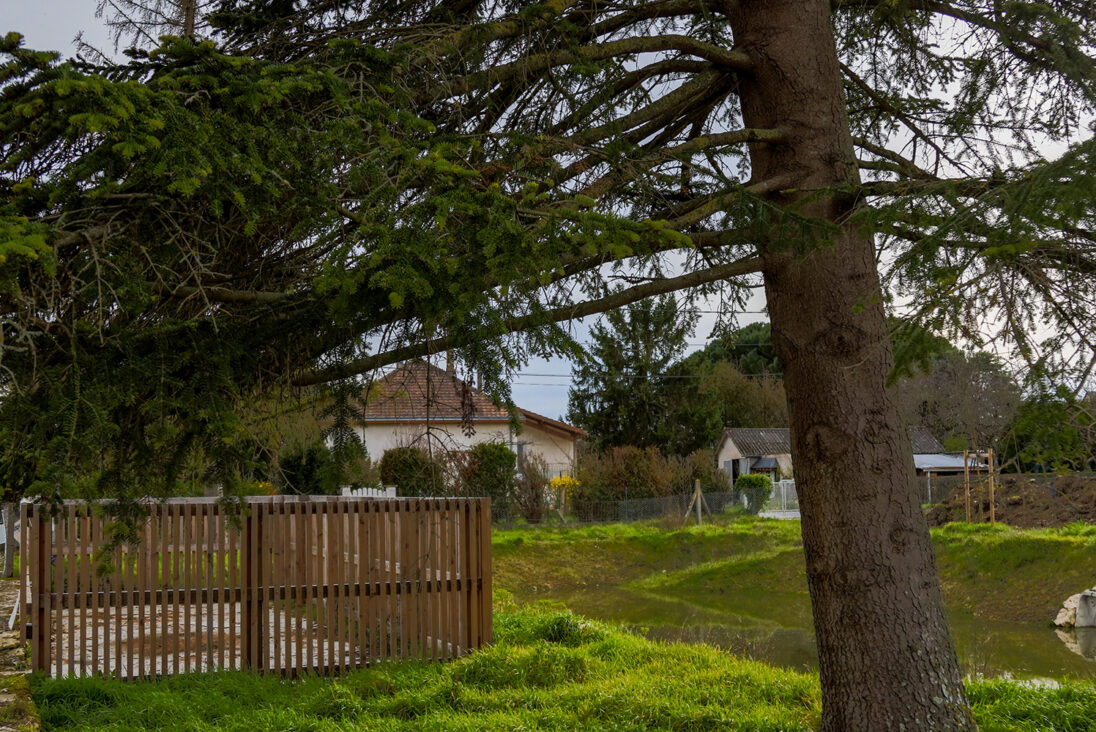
left=0, top=579, right=22, bottom=675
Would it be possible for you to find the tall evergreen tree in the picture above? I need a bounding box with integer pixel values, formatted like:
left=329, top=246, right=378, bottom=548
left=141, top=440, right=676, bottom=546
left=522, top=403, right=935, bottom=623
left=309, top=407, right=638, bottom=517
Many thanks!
left=567, top=295, right=696, bottom=451
left=5, top=0, right=1096, bottom=725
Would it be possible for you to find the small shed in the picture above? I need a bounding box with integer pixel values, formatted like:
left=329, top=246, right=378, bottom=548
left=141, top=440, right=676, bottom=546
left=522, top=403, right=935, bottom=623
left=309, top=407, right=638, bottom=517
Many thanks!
left=716, top=426, right=957, bottom=482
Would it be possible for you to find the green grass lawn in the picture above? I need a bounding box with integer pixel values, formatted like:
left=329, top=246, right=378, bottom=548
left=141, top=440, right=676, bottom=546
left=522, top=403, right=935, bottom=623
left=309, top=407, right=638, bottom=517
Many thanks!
left=31, top=603, right=1096, bottom=731
left=494, top=516, right=1096, bottom=624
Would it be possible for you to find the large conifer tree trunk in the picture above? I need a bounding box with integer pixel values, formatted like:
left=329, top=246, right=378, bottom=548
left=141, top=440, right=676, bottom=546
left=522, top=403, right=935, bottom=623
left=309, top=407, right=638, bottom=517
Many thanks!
left=729, top=1, right=975, bottom=727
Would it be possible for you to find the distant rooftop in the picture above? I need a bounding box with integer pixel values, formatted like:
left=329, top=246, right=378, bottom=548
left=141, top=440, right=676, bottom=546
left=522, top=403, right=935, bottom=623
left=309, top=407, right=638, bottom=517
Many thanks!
left=723, top=426, right=945, bottom=456
left=359, top=360, right=585, bottom=437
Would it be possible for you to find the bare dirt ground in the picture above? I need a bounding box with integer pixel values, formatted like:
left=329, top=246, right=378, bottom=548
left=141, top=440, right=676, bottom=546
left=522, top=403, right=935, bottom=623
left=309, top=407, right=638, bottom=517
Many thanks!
left=0, top=578, right=23, bottom=675
left=927, top=474, right=1096, bottom=528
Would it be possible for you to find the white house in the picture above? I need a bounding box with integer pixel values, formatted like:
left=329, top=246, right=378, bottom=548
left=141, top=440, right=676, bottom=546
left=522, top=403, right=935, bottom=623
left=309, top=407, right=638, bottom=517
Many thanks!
left=716, top=426, right=959, bottom=483
left=350, top=360, right=584, bottom=477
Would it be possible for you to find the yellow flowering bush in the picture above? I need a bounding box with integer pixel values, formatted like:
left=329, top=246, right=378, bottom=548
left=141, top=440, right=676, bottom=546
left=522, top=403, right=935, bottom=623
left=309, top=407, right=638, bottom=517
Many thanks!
left=549, top=474, right=579, bottom=497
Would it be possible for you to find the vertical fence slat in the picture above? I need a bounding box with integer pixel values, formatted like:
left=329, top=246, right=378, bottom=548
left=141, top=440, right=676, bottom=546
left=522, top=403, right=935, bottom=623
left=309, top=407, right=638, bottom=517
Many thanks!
left=294, top=502, right=305, bottom=675
left=318, top=502, right=331, bottom=673
left=304, top=501, right=315, bottom=673
left=480, top=499, right=492, bottom=645
left=28, top=505, right=39, bottom=672
left=182, top=504, right=192, bottom=674
left=52, top=512, right=62, bottom=676
left=79, top=507, right=89, bottom=676
left=354, top=501, right=365, bottom=669
left=20, top=503, right=29, bottom=670
left=113, top=517, right=123, bottom=676
left=213, top=505, right=222, bottom=671
left=138, top=510, right=149, bottom=679
left=158, top=506, right=167, bottom=676
left=382, top=501, right=393, bottom=661
left=448, top=498, right=459, bottom=659
left=330, top=502, right=342, bottom=673
left=90, top=508, right=100, bottom=676
left=65, top=509, right=76, bottom=676
left=271, top=499, right=282, bottom=674
left=339, top=501, right=349, bottom=671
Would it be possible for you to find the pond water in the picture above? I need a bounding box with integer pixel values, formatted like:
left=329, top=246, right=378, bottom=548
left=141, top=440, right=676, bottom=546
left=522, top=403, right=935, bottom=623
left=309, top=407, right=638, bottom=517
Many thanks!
left=514, top=586, right=1096, bottom=682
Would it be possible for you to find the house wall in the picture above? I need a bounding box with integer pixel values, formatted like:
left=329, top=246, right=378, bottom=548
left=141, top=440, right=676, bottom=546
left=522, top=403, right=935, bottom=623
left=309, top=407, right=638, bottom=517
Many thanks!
left=515, top=422, right=576, bottom=478
left=772, top=453, right=794, bottom=477
left=715, top=439, right=793, bottom=480
left=716, top=440, right=751, bottom=483
left=355, top=420, right=576, bottom=476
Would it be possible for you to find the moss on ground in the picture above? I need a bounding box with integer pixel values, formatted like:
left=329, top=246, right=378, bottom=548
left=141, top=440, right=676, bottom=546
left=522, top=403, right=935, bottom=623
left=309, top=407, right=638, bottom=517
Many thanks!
left=0, top=674, right=41, bottom=731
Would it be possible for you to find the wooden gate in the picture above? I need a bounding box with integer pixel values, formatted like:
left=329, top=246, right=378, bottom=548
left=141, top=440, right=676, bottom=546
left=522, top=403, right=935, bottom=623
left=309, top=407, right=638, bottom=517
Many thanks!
left=22, top=496, right=491, bottom=678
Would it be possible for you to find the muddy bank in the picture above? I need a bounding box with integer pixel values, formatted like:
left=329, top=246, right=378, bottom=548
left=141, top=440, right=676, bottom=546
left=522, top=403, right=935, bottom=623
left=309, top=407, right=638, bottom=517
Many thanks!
left=927, top=474, right=1096, bottom=528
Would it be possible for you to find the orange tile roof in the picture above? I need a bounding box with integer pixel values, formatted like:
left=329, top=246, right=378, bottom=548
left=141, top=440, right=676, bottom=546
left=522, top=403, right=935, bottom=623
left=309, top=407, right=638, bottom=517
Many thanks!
left=359, top=360, right=585, bottom=437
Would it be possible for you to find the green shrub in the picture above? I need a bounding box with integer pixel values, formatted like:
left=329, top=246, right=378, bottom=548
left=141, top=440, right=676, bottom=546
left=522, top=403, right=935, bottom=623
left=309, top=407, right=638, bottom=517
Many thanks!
left=514, top=452, right=550, bottom=522
left=459, top=442, right=517, bottom=511
left=679, top=449, right=731, bottom=493
left=735, top=473, right=773, bottom=514
left=379, top=446, right=444, bottom=496
left=278, top=442, right=338, bottom=495
left=574, top=446, right=679, bottom=501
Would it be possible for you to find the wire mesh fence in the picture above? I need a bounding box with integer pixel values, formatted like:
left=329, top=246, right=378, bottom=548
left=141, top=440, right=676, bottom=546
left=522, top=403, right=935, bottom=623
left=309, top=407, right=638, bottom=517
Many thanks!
left=493, top=490, right=743, bottom=525
left=759, top=480, right=798, bottom=512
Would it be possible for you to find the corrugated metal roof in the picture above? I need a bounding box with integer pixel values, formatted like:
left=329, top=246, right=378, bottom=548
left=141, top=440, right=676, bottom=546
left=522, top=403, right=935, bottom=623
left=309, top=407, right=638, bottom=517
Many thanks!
left=913, top=454, right=975, bottom=471
left=908, top=427, right=945, bottom=454
left=723, top=426, right=945, bottom=456
left=724, top=428, right=791, bottom=457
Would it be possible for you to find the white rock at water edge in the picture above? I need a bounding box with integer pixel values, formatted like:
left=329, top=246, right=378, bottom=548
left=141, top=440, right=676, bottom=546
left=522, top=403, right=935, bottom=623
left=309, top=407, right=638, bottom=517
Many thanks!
left=1055, top=586, right=1096, bottom=627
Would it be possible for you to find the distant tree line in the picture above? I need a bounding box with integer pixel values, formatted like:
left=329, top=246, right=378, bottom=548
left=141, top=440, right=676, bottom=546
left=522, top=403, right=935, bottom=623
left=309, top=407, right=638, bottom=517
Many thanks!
left=567, top=298, right=1095, bottom=473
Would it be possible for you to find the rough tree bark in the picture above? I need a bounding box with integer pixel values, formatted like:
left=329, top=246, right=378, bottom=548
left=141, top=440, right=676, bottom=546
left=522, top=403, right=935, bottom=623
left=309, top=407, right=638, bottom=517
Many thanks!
left=729, top=0, right=975, bottom=728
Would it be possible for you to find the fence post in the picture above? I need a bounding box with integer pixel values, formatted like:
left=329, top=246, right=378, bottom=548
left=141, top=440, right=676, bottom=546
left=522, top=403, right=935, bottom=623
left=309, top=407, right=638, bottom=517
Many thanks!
left=694, top=480, right=702, bottom=526
left=988, top=449, right=996, bottom=525
left=31, top=504, right=51, bottom=673
left=963, top=450, right=971, bottom=522
left=242, top=501, right=266, bottom=671
left=479, top=498, right=492, bottom=645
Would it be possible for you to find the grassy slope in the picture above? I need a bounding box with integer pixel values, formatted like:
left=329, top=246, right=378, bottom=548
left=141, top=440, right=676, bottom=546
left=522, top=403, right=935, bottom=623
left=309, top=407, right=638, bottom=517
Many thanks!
left=495, top=517, right=1096, bottom=624
left=31, top=605, right=1096, bottom=731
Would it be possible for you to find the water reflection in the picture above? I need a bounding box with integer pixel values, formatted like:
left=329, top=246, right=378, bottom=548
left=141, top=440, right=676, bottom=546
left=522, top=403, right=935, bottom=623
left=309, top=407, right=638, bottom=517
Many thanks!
left=1057, top=628, right=1096, bottom=662
left=515, top=586, right=1096, bottom=681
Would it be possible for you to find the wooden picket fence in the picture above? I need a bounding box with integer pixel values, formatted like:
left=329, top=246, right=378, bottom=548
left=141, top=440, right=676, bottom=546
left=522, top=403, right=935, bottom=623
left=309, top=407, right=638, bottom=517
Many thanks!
left=21, top=496, right=492, bottom=678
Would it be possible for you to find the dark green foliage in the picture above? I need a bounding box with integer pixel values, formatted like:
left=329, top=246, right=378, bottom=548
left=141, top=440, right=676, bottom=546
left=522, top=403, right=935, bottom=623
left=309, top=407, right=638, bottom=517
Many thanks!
left=566, top=296, right=696, bottom=453
left=736, top=473, right=773, bottom=515
left=3, top=0, right=1095, bottom=522
left=999, top=384, right=1096, bottom=473
left=277, top=442, right=337, bottom=495
left=378, top=447, right=443, bottom=497
left=459, top=442, right=516, bottom=510
left=686, top=323, right=781, bottom=376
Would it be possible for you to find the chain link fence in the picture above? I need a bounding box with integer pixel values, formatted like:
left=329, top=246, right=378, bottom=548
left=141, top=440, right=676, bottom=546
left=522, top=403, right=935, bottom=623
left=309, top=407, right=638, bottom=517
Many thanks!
left=492, top=490, right=744, bottom=525
left=762, top=479, right=798, bottom=512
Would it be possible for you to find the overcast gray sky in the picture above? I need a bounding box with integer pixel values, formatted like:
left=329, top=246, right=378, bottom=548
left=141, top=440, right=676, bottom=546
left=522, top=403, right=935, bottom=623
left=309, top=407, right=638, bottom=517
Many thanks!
left=6, top=1, right=113, bottom=57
